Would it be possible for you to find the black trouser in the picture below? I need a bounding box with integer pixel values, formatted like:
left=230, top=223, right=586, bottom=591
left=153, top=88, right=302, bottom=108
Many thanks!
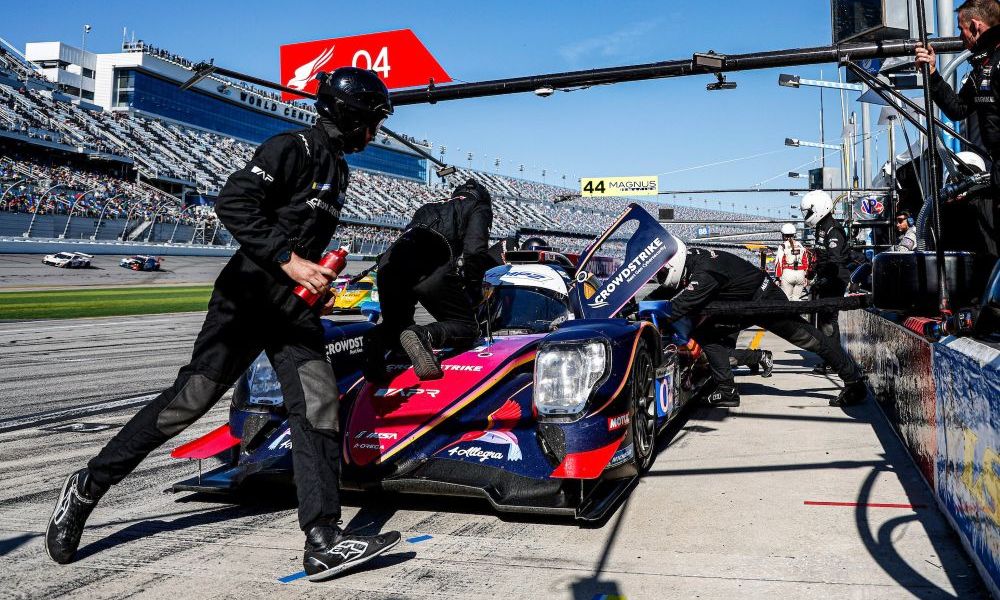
left=375, top=229, right=480, bottom=351
left=815, top=278, right=847, bottom=342
left=695, top=281, right=861, bottom=386
left=88, top=254, right=342, bottom=531
left=730, top=347, right=763, bottom=368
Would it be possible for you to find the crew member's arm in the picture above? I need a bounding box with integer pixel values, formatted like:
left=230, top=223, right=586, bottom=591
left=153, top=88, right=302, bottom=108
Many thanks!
left=918, top=44, right=976, bottom=121
left=662, top=270, right=722, bottom=323
left=215, top=134, right=303, bottom=266
left=460, top=202, right=494, bottom=283
left=775, top=246, right=785, bottom=279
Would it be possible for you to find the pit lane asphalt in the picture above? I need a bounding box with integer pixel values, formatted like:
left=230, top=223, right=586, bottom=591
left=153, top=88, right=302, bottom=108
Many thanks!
left=0, top=314, right=987, bottom=599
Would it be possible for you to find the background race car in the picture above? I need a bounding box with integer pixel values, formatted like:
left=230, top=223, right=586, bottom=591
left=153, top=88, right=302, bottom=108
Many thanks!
left=42, top=252, right=93, bottom=268
left=171, top=205, right=709, bottom=521
left=330, top=274, right=378, bottom=313
left=119, top=255, right=161, bottom=271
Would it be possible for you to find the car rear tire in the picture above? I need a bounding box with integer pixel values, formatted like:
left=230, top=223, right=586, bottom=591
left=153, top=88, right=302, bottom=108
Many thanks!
left=629, top=340, right=656, bottom=472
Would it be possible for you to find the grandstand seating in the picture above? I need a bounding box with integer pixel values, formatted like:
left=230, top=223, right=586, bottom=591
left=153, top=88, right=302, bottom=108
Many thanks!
left=0, top=67, right=769, bottom=258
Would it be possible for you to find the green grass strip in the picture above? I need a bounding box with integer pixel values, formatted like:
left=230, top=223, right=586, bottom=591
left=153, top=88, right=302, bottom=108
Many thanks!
left=0, top=285, right=213, bottom=320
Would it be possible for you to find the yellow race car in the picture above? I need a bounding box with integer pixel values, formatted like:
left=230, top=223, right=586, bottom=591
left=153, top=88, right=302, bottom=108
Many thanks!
left=331, top=275, right=378, bottom=313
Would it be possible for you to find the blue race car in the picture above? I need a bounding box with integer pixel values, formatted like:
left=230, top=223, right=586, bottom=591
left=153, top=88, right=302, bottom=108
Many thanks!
left=119, top=255, right=161, bottom=271
left=171, top=205, right=709, bottom=521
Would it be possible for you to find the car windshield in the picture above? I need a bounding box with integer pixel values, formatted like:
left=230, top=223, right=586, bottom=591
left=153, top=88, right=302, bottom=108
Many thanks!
left=54, top=253, right=73, bottom=259
left=347, top=282, right=373, bottom=291
left=480, top=287, right=571, bottom=333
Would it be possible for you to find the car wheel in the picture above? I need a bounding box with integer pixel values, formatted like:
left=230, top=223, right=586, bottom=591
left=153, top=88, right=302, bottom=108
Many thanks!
left=629, top=340, right=656, bottom=472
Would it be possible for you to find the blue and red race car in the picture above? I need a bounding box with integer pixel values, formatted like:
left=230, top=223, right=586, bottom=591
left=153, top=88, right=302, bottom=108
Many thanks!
left=171, top=205, right=709, bottom=520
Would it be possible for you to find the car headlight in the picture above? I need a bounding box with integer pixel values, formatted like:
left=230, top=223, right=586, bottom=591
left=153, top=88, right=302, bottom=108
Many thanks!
left=370, top=289, right=379, bottom=302
left=245, top=353, right=284, bottom=407
left=534, top=340, right=608, bottom=416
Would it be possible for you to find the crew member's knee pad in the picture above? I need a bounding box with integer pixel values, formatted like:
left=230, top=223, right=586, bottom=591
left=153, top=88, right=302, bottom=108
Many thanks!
left=296, top=360, right=339, bottom=431
left=156, top=372, right=230, bottom=436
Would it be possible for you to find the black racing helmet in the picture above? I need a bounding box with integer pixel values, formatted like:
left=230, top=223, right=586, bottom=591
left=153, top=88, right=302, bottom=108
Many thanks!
left=520, top=237, right=550, bottom=251
left=452, top=178, right=492, bottom=204
left=315, top=67, right=393, bottom=153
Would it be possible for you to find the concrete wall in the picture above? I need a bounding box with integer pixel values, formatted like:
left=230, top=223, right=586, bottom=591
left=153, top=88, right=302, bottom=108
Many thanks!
left=842, top=309, right=1000, bottom=597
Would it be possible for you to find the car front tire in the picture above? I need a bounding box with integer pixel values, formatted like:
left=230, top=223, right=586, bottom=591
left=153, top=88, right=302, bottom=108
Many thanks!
left=629, top=340, right=656, bottom=473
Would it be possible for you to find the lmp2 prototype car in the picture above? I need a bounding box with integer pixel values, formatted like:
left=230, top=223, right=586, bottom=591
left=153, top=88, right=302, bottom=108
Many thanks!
left=119, top=255, right=162, bottom=271
left=171, top=205, right=708, bottom=521
left=42, top=251, right=93, bottom=268
left=330, top=274, right=378, bottom=313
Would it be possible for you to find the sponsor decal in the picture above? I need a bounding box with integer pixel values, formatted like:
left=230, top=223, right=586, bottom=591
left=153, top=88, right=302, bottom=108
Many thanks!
left=306, top=197, right=342, bottom=218
left=375, top=387, right=440, bottom=399
left=859, top=197, right=885, bottom=217
left=312, top=182, right=333, bottom=191
left=608, top=444, right=634, bottom=468
left=355, top=430, right=398, bottom=440
left=588, top=238, right=665, bottom=309
left=607, top=412, right=630, bottom=431
left=505, top=270, right=549, bottom=281
left=656, top=373, right=674, bottom=417
left=447, top=446, right=505, bottom=462
left=828, top=239, right=839, bottom=249
left=439, top=399, right=523, bottom=461
left=329, top=539, right=368, bottom=560
left=250, top=165, right=274, bottom=183
left=441, top=364, right=483, bottom=372
left=297, top=133, right=311, bottom=156
left=327, top=336, right=364, bottom=356
left=580, top=175, right=659, bottom=197
left=268, top=428, right=292, bottom=450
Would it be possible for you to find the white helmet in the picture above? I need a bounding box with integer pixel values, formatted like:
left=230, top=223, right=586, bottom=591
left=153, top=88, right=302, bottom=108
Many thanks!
left=955, top=151, right=986, bottom=175
left=780, top=223, right=796, bottom=236
left=659, top=235, right=688, bottom=290
left=800, top=190, right=833, bottom=227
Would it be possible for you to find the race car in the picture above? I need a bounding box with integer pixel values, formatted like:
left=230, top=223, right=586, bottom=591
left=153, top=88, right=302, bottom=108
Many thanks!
left=119, top=255, right=161, bottom=271
left=42, top=252, right=93, bottom=268
left=330, top=274, right=378, bottom=313
left=171, top=205, right=708, bottom=521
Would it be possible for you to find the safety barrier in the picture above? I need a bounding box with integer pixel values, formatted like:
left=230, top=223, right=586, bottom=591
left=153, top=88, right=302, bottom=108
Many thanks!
left=841, top=309, right=1000, bottom=596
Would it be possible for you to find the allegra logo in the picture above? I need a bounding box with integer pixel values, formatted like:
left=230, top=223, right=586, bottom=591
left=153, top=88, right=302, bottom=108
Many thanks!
left=287, top=46, right=334, bottom=91
left=447, top=446, right=504, bottom=462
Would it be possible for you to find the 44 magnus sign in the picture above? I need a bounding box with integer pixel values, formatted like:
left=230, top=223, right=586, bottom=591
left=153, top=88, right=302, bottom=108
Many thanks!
left=581, top=175, right=659, bottom=197
left=280, top=29, right=451, bottom=101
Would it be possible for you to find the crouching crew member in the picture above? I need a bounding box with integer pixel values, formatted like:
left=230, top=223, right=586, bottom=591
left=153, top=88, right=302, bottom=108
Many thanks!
left=45, top=68, right=401, bottom=582
left=648, top=241, right=868, bottom=408
left=371, top=179, right=494, bottom=380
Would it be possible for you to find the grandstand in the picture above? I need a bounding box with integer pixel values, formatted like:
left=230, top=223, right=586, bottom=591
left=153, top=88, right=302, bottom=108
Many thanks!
left=0, top=36, right=769, bottom=260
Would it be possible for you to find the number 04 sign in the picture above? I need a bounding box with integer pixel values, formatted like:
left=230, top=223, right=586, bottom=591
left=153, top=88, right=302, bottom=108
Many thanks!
left=280, top=29, right=451, bottom=101
left=580, top=176, right=659, bottom=197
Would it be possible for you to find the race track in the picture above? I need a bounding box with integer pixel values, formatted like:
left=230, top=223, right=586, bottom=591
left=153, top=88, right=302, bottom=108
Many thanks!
left=0, top=254, right=376, bottom=290
left=0, top=312, right=985, bottom=599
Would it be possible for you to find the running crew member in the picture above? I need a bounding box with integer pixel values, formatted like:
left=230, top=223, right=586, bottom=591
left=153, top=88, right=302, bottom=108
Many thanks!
left=776, top=223, right=810, bottom=301
left=800, top=190, right=852, bottom=375
left=369, top=179, right=494, bottom=380
left=647, top=242, right=868, bottom=408
left=45, top=68, right=401, bottom=582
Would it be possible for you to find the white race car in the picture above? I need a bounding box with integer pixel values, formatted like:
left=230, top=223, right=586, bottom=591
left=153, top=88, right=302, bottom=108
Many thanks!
left=42, top=252, right=93, bottom=268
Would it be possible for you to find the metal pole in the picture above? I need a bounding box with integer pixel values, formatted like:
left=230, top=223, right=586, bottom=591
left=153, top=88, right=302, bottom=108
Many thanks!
left=820, top=70, right=826, bottom=168
left=862, top=101, right=872, bottom=187
left=24, top=183, right=63, bottom=237
left=92, top=195, right=122, bottom=240
left=915, top=0, right=949, bottom=313
left=888, top=117, right=899, bottom=246
left=0, top=178, right=25, bottom=209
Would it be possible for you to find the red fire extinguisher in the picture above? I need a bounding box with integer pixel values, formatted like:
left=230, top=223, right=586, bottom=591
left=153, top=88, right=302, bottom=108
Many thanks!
left=293, top=248, right=348, bottom=307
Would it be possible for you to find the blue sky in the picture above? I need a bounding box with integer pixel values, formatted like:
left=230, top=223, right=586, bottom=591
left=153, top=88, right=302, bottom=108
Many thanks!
left=3, top=1, right=954, bottom=218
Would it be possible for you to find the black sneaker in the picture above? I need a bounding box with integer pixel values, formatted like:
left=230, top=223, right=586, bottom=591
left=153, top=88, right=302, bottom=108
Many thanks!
left=707, top=383, right=740, bottom=407
left=812, top=363, right=834, bottom=375
left=830, top=379, right=869, bottom=407
left=400, top=327, right=443, bottom=380
left=759, top=351, right=774, bottom=378
left=303, top=525, right=402, bottom=582
left=45, top=468, right=104, bottom=564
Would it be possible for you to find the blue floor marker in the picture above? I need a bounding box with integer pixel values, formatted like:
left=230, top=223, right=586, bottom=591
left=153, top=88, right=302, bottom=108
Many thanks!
left=278, top=570, right=307, bottom=583
left=407, top=534, right=433, bottom=544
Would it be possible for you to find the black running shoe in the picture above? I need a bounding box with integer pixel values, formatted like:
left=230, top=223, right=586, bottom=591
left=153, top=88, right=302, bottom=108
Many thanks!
left=759, top=350, right=774, bottom=378
left=303, top=525, right=402, bottom=582
left=400, top=327, right=443, bottom=380
left=830, top=379, right=869, bottom=407
left=812, top=363, right=834, bottom=375
left=45, top=468, right=104, bottom=564
left=707, top=383, right=740, bottom=407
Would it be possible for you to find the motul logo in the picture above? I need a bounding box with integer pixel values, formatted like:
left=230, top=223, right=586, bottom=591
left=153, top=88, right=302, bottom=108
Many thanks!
left=607, top=413, right=630, bottom=431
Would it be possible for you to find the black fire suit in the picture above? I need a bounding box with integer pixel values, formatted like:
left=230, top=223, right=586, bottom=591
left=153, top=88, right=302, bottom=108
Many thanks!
left=88, top=124, right=350, bottom=531
left=811, top=213, right=852, bottom=341
left=648, top=248, right=862, bottom=386
left=375, top=186, right=493, bottom=353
